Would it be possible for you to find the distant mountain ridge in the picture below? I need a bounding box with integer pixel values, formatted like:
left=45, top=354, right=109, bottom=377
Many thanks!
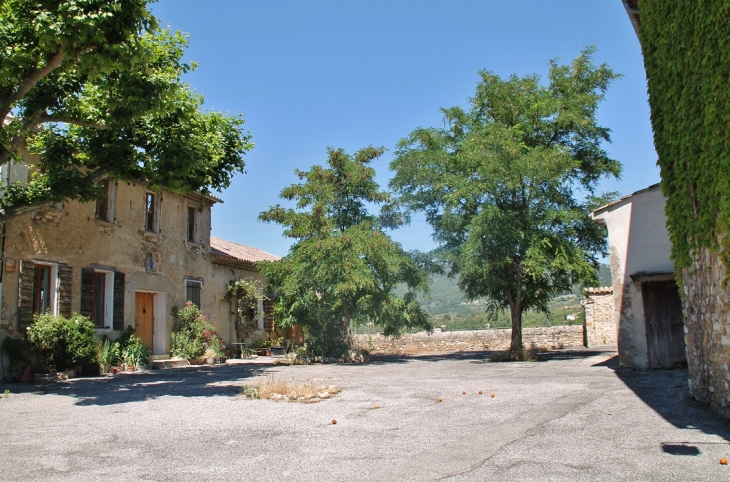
left=402, top=263, right=612, bottom=331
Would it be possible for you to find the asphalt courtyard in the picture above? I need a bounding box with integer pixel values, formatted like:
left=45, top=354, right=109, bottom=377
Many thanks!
left=1, top=347, right=729, bottom=481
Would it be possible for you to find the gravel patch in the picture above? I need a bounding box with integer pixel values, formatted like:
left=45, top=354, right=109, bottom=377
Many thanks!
left=0, top=348, right=728, bottom=481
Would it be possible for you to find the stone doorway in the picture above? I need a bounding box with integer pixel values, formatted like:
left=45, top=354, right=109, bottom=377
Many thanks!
left=135, top=291, right=154, bottom=350
left=642, top=279, right=686, bottom=369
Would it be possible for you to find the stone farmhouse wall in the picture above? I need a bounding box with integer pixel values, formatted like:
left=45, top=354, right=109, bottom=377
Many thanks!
left=354, top=325, right=584, bottom=355
left=583, top=287, right=616, bottom=347
left=681, top=247, right=730, bottom=419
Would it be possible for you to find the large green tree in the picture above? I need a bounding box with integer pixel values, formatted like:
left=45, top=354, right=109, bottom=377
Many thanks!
left=258, top=147, right=431, bottom=356
left=390, top=49, right=620, bottom=359
left=0, top=0, right=252, bottom=220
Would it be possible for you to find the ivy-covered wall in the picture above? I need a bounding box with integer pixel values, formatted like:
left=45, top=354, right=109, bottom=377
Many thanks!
left=640, top=0, right=730, bottom=272
left=639, top=0, right=730, bottom=416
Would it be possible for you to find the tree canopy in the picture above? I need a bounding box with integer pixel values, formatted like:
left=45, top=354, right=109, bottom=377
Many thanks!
left=258, top=147, right=431, bottom=356
left=0, top=0, right=252, bottom=220
left=390, top=48, right=620, bottom=359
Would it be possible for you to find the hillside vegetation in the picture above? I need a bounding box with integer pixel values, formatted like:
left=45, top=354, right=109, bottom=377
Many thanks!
left=368, top=264, right=612, bottom=333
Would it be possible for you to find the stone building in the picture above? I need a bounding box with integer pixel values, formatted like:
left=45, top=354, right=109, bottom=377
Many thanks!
left=621, top=0, right=730, bottom=420
left=591, top=184, right=685, bottom=369
left=582, top=286, right=616, bottom=347
left=0, top=168, right=279, bottom=358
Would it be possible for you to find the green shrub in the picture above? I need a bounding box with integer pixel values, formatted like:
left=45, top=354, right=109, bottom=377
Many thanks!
left=121, top=335, right=151, bottom=368
left=98, top=338, right=121, bottom=370
left=117, top=325, right=137, bottom=351
left=26, top=313, right=98, bottom=372
left=170, top=302, right=224, bottom=360
left=1, top=335, right=32, bottom=369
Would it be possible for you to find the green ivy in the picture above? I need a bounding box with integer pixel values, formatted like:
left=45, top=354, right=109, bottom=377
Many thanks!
left=639, top=1, right=730, bottom=276
left=225, top=278, right=260, bottom=342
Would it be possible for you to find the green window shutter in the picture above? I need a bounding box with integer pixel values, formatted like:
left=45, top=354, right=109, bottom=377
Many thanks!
left=18, top=260, right=35, bottom=330
left=264, top=299, right=275, bottom=332
left=113, top=272, right=125, bottom=331
left=80, top=267, right=94, bottom=318
left=58, top=265, right=73, bottom=318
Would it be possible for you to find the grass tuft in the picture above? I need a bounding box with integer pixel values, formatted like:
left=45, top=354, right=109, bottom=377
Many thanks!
left=241, top=376, right=341, bottom=402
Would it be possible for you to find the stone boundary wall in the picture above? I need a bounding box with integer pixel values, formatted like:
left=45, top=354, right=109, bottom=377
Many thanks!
left=682, top=246, right=730, bottom=419
left=354, top=325, right=585, bottom=355
left=583, top=287, right=616, bottom=347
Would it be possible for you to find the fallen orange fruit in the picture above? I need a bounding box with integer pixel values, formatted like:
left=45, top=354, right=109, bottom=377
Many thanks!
left=478, top=390, right=483, bottom=395
left=721, top=457, right=728, bottom=465
left=332, top=419, right=337, bottom=425
left=462, top=391, right=466, bottom=395
left=437, top=398, right=442, bottom=403
left=490, top=393, right=495, bottom=398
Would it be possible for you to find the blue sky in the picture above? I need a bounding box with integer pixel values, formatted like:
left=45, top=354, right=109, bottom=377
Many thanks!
left=150, top=0, right=657, bottom=258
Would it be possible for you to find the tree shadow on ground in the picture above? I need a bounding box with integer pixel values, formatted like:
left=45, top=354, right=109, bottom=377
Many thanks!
left=533, top=348, right=617, bottom=362
left=593, top=355, right=730, bottom=445
left=6, top=363, right=280, bottom=407
left=369, top=346, right=615, bottom=365
left=369, top=350, right=495, bottom=364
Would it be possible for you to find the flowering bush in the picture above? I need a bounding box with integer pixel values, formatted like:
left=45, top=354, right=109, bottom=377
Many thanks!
left=26, top=313, right=98, bottom=371
left=170, top=302, right=224, bottom=360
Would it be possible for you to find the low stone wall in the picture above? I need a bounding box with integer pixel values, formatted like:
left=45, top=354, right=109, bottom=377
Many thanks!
left=353, top=325, right=585, bottom=356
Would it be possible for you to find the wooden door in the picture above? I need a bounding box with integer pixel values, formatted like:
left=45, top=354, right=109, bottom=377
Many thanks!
left=642, top=280, right=686, bottom=369
left=135, top=292, right=154, bottom=350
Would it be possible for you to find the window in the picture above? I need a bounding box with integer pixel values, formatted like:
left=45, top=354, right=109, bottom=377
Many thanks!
left=33, top=264, right=52, bottom=314
left=187, top=206, right=199, bottom=242
left=81, top=268, right=118, bottom=329
left=20, top=261, right=70, bottom=328
left=145, top=192, right=155, bottom=231
left=93, top=272, right=106, bottom=327
left=94, top=179, right=115, bottom=222
left=95, top=180, right=109, bottom=221
left=145, top=192, right=159, bottom=232
left=186, top=279, right=202, bottom=308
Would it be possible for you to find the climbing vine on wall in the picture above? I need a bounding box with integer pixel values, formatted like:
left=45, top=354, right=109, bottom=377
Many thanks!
left=225, top=279, right=260, bottom=342
left=639, top=0, right=730, bottom=278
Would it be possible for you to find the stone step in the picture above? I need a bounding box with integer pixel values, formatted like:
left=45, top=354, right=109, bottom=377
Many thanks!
left=153, top=359, right=190, bottom=369
left=150, top=354, right=171, bottom=361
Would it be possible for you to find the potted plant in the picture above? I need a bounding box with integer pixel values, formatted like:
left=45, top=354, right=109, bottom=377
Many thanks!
left=270, top=336, right=286, bottom=356
left=98, top=338, right=120, bottom=374
left=204, top=349, right=218, bottom=365
left=121, top=336, right=151, bottom=371
left=256, top=338, right=272, bottom=356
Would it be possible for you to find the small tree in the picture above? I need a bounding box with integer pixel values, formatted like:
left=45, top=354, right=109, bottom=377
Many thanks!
left=225, top=278, right=260, bottom=343
left=258, top=146, right=431, bottom=356
left=390, top=48, right=620, bottom=359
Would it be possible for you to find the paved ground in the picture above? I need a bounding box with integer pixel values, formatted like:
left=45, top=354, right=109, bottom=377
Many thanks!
left=1, top=347, right=729, bottom=481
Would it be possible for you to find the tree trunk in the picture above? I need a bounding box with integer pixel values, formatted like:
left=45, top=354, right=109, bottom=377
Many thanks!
left=509, top=304, right=523, bottom=360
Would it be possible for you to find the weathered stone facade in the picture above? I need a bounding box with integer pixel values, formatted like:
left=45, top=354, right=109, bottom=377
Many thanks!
left=583, top=287, right=616, bottom=346
left=354, top=325, right=584, bottom=356
left=1, top=183, right=217, bottom=354
left=681, top=247, right=730, bottom=418
left=0, top=180, right=277, bottom=357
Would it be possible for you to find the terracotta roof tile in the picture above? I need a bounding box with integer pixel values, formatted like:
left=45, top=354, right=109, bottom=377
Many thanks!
left=584, top=286, right=613, bottom=295
left=210, top=237, right=280, bottom=263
